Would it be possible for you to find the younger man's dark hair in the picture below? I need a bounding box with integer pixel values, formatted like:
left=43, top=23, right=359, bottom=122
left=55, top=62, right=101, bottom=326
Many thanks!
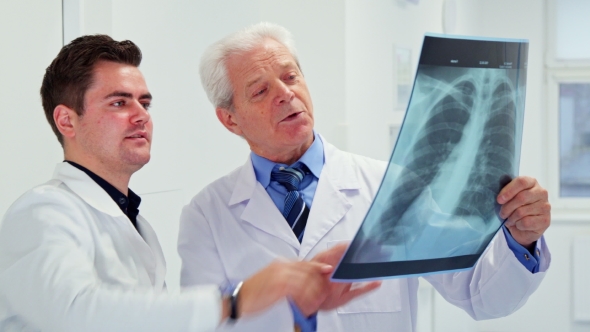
left=40, top=35, right=142, bottom=146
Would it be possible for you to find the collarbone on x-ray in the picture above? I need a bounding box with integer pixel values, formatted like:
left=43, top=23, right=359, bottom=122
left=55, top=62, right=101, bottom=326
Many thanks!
left=380, top=68, right=516, bottom=244
left=334, top=36, right=528, bottom=280
left=364, top=68, right=522, bottom=261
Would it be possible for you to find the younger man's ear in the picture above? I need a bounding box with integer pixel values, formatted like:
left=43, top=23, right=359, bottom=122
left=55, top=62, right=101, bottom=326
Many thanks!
left=53, top=105, right=78, bottom=139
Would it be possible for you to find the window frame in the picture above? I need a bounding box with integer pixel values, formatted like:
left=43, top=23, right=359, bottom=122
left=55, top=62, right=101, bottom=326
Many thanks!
left=547, top=69, right=590, bottom=213
left=545, top=0, right=590, bottom=218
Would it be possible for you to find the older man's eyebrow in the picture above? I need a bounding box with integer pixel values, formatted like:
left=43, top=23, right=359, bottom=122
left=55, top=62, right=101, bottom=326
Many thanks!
left=279, top=60, right=298, bottom=70
left=246, top=77, right=263, bottom=89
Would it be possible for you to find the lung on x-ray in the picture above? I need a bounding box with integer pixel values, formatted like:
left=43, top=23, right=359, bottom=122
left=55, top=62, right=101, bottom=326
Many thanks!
left=333, top=34, right=528, bottom=281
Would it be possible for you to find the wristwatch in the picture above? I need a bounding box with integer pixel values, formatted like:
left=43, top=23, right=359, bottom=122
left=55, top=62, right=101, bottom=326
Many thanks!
left=228, top=281, right=243, bottom=321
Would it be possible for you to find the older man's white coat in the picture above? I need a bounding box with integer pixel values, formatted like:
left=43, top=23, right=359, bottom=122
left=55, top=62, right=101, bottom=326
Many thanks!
left=178, top=137, right=550, bottom=332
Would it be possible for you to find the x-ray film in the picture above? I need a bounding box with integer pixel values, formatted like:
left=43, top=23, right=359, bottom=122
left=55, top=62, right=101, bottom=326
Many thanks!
left=332, top=34, right=528, bottom=280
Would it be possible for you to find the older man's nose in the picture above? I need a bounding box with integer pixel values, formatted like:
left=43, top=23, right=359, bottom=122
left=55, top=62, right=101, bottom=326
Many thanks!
left=274, top=82, right=295, bottom=106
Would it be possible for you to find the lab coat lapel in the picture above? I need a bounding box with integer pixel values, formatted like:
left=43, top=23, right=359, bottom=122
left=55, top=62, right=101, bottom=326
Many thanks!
left=54, top=163, right=161, bottom=285
left=54, top=163, right=125, bottom=217
left=111, top=214, right=160, bottom=286
left=229, top=158, right=301, bottom=250
left=136, top=216, right=166, bottom=287
left=300, top=140, right=360, bottom=258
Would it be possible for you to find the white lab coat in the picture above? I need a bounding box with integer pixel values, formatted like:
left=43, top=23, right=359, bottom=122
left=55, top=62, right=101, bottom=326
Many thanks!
left=178, top=136, right=550, bottom=332
left=0, top=162, right=220, bottom=332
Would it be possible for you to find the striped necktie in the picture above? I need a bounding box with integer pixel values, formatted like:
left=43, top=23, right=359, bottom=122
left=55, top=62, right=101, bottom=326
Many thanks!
left=271, top=165, right=310, bottom=242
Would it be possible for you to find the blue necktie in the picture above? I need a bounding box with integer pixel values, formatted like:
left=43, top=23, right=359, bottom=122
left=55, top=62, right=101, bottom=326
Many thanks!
left=271, top=165, right=310, bottom=242
left=272, top=165, right=317, bottom=332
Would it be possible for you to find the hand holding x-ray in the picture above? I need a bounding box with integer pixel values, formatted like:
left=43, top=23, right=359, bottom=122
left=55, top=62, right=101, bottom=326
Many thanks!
left=333, top=34, right=535, bottom=281
left=497, top=176, right=551, bottom=250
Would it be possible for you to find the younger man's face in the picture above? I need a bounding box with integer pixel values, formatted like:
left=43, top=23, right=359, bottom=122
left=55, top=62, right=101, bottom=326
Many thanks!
left=75, top=60, right=153, bottom=174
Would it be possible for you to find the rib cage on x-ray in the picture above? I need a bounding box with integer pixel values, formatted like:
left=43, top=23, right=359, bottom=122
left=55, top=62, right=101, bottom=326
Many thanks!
left=332, top=36, right=528, bottom=280
left=371, top=70, right=517, bottom=246
left=453, top=80, right=515, bottom=222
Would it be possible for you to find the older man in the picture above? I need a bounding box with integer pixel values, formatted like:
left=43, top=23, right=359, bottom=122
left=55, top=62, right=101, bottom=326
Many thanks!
left=179, top=22, right=551, bottom=332
left=0, top=34, right=370, bottom=332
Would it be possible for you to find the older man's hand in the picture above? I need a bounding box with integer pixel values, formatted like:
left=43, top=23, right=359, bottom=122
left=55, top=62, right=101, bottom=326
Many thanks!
left=312, top=243, right=381, bottom=312
left=497, top=176, right=551, bottom=249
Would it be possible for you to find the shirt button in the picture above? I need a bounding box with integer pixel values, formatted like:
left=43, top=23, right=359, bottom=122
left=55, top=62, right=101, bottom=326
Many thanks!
left=118, top=197, right=127, bottom=205
left=279, top=166, right=285, bottom=171
left=536, top=249, right=540, bottom=256
left=524, top=253, right=530, bottom=261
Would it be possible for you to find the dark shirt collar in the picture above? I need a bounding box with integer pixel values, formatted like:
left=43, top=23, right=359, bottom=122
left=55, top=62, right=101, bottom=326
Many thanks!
left=65, top=161, right=141, bottom=231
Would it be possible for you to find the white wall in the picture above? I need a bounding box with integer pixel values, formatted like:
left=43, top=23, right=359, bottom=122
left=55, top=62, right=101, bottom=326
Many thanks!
left=1, top=0, right=588, bottom=330
left=345, top=0, right=446, bottom=161
left=0, top=1, right=64, bottom=216
left=555, top=0, right=590, bottom=60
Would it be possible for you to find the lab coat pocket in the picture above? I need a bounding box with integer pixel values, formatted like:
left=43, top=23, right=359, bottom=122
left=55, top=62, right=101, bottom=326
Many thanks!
left=327, top=240, right=402, bottom=314
left=335, top=278, right=402, bottom=314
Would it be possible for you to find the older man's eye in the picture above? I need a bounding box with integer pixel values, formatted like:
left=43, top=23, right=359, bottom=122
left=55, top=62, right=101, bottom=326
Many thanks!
left=255, top=88, right=266, bottom=96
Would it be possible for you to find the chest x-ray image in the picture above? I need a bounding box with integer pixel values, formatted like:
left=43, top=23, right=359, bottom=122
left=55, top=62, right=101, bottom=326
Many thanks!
left=333, top=34, right=528, bottom=281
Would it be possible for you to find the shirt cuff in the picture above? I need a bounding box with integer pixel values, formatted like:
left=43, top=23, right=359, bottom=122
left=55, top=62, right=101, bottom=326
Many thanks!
left=502, top=225, right=541, bottom=273
left=289, top=301, right=317, bottom=332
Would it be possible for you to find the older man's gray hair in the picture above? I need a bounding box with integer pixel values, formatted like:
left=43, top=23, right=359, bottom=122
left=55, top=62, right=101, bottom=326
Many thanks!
left=199, top=22, right=300, bottom=110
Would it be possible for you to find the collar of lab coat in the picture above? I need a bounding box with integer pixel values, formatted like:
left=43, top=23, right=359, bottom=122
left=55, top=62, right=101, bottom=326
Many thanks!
left=52, top=162, right=126, bottom=217
left=228, top=134, right=361, bottom=204
left=228, top=134, right=361, bottom=256
left=52, top=162, right=166, bottom=286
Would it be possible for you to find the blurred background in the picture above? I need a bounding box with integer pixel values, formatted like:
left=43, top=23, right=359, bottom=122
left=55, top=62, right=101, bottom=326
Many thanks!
left=1, top=0, right=589, bottom=331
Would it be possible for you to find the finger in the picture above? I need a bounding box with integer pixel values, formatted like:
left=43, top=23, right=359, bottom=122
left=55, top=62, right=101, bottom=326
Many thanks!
left=291, top=292, right=323, bottom=317
left=248, top=260, right=334, bottom=314
left=507, top=214, right=550, bottom=233
left=314, top=262, right=335, bottom=274
left=506, top=222, right=545, bottom=247
left=503, top=200, right=551, bottom=226
left=275, top=262, right=323, bottom=298
left=299, top=261, right=334, bottom=274
left=327, top=282, right=351, bottom=296
left=499, top=186, right=547, bottom=219
left=336, top=281, right=382, bottom=305
left=240, top=262, right=294, bottom=315
left=291, top=275, right=329, bottom=316
left=313, top=243, right=350, bottom=265
left=497, top=176, right=536, bottom=204
left=301, top=263, right=333, bottom=289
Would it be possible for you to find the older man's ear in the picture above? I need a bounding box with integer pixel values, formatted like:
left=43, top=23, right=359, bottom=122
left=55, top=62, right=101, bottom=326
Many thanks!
left=215, top=107, right=243, bottom=136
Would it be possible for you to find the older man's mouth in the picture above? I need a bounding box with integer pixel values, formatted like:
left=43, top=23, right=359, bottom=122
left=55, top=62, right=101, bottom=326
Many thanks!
left=281, top=111, right=304, bottom=122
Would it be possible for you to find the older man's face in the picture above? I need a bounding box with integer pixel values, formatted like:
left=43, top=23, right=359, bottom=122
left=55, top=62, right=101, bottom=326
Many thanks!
left=219, top=38, right=314, bottom=162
